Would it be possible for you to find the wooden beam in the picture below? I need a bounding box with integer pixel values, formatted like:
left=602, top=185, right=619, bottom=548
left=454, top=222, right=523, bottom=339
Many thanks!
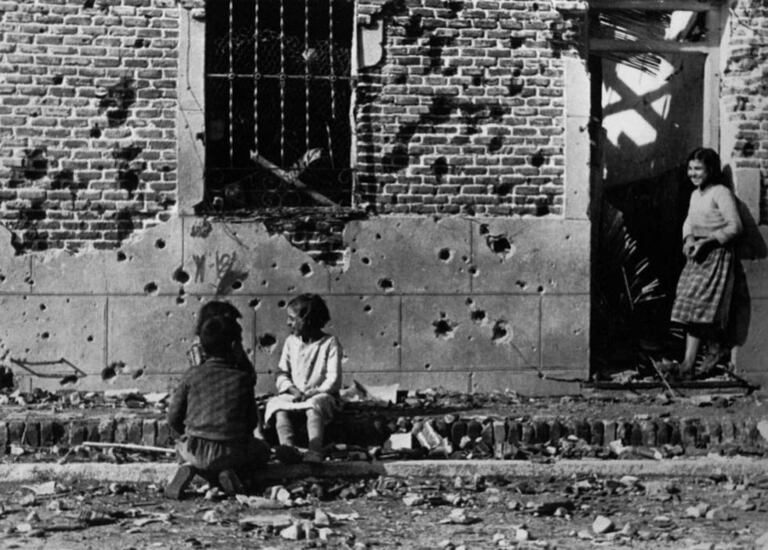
left=251, top=153, right=340, bottom=208
left=589, top=38, right=713, bottom=53
left=589, top=0, right=717, bottom=11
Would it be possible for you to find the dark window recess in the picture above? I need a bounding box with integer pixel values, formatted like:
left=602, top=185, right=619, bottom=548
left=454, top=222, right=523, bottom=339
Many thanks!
left=205, top=0, right=354, bottom=210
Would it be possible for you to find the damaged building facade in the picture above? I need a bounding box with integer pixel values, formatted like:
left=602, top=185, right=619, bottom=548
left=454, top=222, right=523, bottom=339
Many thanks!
left=0, top=0, right=765, bottom=394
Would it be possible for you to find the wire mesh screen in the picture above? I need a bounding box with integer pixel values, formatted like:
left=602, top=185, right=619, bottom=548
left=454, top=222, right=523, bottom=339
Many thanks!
left=205, top=0, right=354, bottom=209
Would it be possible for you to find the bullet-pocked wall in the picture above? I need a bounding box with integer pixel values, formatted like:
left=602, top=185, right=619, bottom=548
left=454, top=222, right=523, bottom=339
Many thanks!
left=3, top=0, right=764, bottom=395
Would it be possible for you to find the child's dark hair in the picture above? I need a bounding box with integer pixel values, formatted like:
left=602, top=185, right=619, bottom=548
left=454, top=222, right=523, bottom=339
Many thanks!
left=199, top=315, right=239, bottom=357
left=687, top=147, right=723, bottom=187
left=287, top=294, right=330, bottom=331
left=196, top=300, right=242, bottom=337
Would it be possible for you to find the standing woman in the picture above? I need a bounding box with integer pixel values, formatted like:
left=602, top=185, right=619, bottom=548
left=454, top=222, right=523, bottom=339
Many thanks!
left=671, top=147, right=749, bottom=378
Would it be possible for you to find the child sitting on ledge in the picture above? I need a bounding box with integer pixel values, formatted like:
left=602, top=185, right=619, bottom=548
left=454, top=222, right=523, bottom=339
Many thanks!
left=265, top=294, right=342, bottom=464
left=166, top=312, right=269, bottom=499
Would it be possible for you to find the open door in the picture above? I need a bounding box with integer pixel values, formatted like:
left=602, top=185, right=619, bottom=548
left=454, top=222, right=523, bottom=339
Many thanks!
left=589, top=2, right=727, bottom=380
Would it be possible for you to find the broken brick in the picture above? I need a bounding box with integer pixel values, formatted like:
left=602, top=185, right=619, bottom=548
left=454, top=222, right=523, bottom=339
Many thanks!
left=640, top=420, right=656, bottom=447
left=142, top=419, right=157, bottom=447
left=520, top=422, right=534, bottom=444
left=67, top=420, right=87, bottom=446
left=655, top=419, right=671, bottom=446
left=602, top=420, right=617, bottom=443
left=156, top=420, right=172, bottom=447
left=98, top=418, right=115, bottom=442
left=114, top=418, right=128, bottom=443
left=39, top=420, right=60, bottom=447
left=505, top=419, right=520, bottom=445
left=533, top=419, right=549, bottom=444
left=0, top=421, right=8, bottom=454
left=21, top=422, right=40, bottom=448
left=575, top=420, right=590, bottom=442
left=590, top=420, right=604, bottom=446
left=8, top=421, right=25, bottom=445
left=127, top=418, right=143, bottom=444
left=450, top=420, right=467, bottom=448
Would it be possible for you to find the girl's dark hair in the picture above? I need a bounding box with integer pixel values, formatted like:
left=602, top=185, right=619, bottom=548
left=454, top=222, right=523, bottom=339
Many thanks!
left=687, top=147, right=723, bottom=187
left=287, top=293, right=330, bottom=331
left=199, top=315, right=238, bottom=357
left=196, top=300, right=242, bottom=336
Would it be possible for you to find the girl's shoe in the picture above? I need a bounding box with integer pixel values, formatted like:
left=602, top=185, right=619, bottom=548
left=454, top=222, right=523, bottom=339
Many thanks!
left=303, top=450, right=324, bottom=464
left=165, top=464, right=196, bottom=500
left=274, top=444, right=303, bottom=465
left=218, top=469, right=245, bottom=496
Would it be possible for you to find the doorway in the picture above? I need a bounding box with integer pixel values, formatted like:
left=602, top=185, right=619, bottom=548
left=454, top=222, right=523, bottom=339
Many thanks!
left=588, top=3, right=726, bottom=380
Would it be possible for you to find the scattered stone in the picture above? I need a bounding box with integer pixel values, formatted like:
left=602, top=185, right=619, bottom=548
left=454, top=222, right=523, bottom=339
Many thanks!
left=592, top=515, right=614, bottom=534
left=619, top=475, right=639, bottom=487
left=620, top=522, right=638, bottom=537
left=733, top=496, right=756, bottom=511
left=238, top=513, right=293, bottom=529
left=577, top=530, right=594, bottom=540
left=515, top=527, right=530, bottom=541
left=439, top=508, right=481, bottom=525
left=754, top=531, right=768, bottom=549
left=506, top=500, right=522, bottom=511
left=402, top=493, right=425, bottom=507
left=706, top=507, right=734, bottom=521
left=313, top=509, right=331, bottom=527
left=317, top=527, right=333, bottom=541
left=757, top=420, right=768, bottom=442
left=280, top=522, right=303, bottom=541
left=688, top=543, right=714, bottom=550
left=686, top=502, right=710, bottom=518
left=202, top=510, right=219, bottom=524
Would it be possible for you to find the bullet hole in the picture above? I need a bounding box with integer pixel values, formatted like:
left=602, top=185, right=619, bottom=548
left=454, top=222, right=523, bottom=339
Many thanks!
left=170, top=267, right=189, bottom=285
left=433, top=317, right=456, bottom=339
left=532, top=2, right=539, bottom=10
left=0, top=275, right=5, bottom=283
left=231, top=280, right=243, bottom=290
left=375, top=233, right=382, bottom=240
left=508, top=81, right=524, bottom=96
left=176, top=295, right=186, bottom=305
left=742, top=142, right=755, bottom=157
left=258, top=333, right=277, bottom=352
left=378, top=278, right=394, bottom=292
left=470, top=309, right=486, bottom=322
left=362, top=257, right=371, bottom=265
left=102, top=361, right=125, bottom=381
left=479, top=224, right=489, bottom=235
left=393, top=342, right=400, bottom=348
left=363, top=305, right=372, bottom=313
left=515, top=280, right=527, bottom=290
left=271, top=262, right=278, bottom=269
left=144, top=282, right=158, bottom=294
left=424, top=363, right=431, bottom=370
left=278, top=300, right=286, bottom=308
left=537, top=285, right=545, bottom=293
left=87, top=335, right=94, bottom=342
left=432, top=157, right=449, bottom=182
left=472, top=74, right=483, bottom=86
left=40, top=332, right=49, bottom=340
left=513, top=68, right=522, bottom=77
left=300, top=263, right=312, bottom=277
left=531, top=150, right=546, bottom=168
left=52, top=73, right=63, bottom=85
left=39, top=304, right=46, bottom=311
left=488, top=136, right=504, bottom=153
left=565, top=234, right=571, bottom=240
left=90, top=124, right=101, bottom=138
left=486, top=235, right=512, bottom=256
left=491, top=319, right=510, bottom=343
left=248, top=298, right=261, bottom=309
left=132, top=368, right=144, bottom=379
left=23, top=148, right=48, bottom=180
left=133, top=38, right=147, bottom=48
left=438, top=248, right=452, bottom=262
left=465, top=298, right=474, bottom=306
left=155, top=238, right=166, bottom=249
left=510, top=36, right=525, bottom=48
left=116, top=251, right=127, bottom=262
left=60, top=374, right=79, bottom=385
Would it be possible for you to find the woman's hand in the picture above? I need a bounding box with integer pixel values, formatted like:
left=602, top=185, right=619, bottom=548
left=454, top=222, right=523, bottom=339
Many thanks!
left=692, top=237, right=717, bottom=261
left=683, top=237, right=696, bottom=258
left=288, top=386, right=306, bottom=402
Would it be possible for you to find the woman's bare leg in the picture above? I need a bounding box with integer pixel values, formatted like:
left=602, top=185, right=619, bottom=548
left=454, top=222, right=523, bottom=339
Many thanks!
left=680, top=333, right=701, bottom=377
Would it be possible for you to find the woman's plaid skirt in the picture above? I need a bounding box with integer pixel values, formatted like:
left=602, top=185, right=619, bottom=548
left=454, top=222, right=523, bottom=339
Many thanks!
left=671, top=244, right=736, bottom=330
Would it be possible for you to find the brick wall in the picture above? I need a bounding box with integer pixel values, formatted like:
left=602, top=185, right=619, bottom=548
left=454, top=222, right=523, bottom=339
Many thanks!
left=722, top=0, right=768, bottom=223
left=0, top=0, right=178, bottom=253
left=355, top=0, right=583, bottom=216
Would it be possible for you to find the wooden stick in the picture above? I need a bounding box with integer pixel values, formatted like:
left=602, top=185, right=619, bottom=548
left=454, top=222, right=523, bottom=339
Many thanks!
left=251, top=153, right=339, bottom=207
left=79, top=442, right=176, bottom=455
left=650, top=359, right=682, bottom=398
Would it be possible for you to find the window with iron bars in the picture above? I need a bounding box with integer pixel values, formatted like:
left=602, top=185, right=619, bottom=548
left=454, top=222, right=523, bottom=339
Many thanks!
left=204, top=0, right=355, bottom=210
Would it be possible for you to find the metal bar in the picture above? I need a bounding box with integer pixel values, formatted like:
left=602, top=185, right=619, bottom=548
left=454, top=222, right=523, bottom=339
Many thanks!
left=589, top=0, right=717, bottom=11
left=228, top=0, right=234, bottom=167
left=209, top=73, right=352, bottom=81
left=279, top=0, right=285, bottom=166
left=305, top=0, right=309, bottom=153
left=329, top=0, right=336, bottom=166
left=589, top=38, right=713, bottom=53
left=251, top=153, right=340, bottom=206
left=254, top=0, right=259, bottom=153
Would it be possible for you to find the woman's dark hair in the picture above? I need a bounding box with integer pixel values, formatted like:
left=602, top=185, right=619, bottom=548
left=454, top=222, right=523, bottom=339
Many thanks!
left=199, top=315, right=238, bottom=357
left=687, top=147, right=723, bottom=188
left=196, top=300, right=242, bottom=337
left=287, top=293, right=330, bottom=331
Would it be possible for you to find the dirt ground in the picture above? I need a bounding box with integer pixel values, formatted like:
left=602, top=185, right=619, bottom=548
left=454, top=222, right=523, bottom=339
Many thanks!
left=2, top=472, right=767, bottom=550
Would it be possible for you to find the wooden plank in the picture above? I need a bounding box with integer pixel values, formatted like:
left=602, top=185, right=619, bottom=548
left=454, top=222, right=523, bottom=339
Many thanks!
left=590, top=0, right=717, bottom=11
left=250, top=153, right=340, bottom=207
left=589, top=38, right=713, bottom=53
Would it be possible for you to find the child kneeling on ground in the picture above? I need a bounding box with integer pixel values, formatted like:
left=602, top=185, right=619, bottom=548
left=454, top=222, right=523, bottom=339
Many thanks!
left=265, top=294, right=342, bottom=464
left=166, top=313, right=269, bottom=498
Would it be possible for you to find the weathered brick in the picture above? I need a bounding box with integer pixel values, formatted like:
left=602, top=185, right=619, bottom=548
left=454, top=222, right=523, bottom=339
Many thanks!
left=0, top=422, right=8, bottom=454
left=142, top=419, right=157, bottom=447
left=67, top=420, right=87, bottom=446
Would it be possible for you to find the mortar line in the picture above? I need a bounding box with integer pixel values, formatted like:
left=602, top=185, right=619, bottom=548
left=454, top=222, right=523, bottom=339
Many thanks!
left=538, top=294, right=543, bottom=371
left=468, top=219, right=474, bottom=294
left=180, top=214, right=185, bottom=268
left=397, top=294, right=403, bottom=372
left=104, top=296, right=109, bottom=372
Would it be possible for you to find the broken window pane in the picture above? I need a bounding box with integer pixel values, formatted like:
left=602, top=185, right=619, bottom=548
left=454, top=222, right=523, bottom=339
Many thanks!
left=593, top=10, right=708, bottom=43
left=205, top=0, right=354, bottom=210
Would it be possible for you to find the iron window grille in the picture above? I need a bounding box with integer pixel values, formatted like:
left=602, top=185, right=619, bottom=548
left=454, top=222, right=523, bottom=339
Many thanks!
left=204, top=0, right=355, bottom=210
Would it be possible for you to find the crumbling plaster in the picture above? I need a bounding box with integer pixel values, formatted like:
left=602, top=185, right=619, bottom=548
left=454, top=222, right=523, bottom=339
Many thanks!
left=0, top=213, right=590, bottom=395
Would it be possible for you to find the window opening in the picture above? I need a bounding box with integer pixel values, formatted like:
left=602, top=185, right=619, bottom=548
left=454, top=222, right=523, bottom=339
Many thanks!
left=205, top=0, right=355, bottom=210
